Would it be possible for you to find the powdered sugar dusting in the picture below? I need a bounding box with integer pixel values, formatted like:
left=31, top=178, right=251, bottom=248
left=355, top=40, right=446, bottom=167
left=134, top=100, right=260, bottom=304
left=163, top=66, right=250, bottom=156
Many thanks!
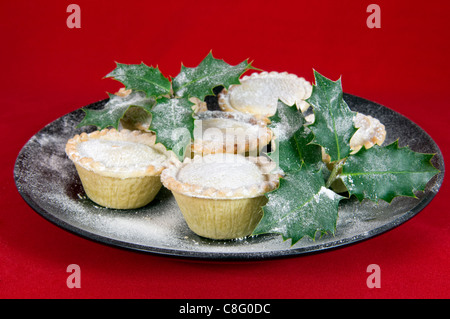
left=270, top=105, right=303, bottom=141
left=77, top=139, right=166, bottom=172
left=177, top=154, right=264, bottom=190
left=226, top=71, right=312, bottom=116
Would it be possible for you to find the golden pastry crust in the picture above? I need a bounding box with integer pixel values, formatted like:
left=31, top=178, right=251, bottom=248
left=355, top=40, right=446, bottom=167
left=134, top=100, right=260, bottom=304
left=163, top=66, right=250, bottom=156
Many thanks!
left=115, top=87, right=132, bottom=97
left=65, top=128, right=174, bottom=209
left=218, top=71, right=312, bottom=118
left=161, top=154, right=281, bottom=200
left=190, top=97, right=209, bottom=113
left=172, top=192, right=267, bottom=239
left=321, top=113, right=387, bottom=163
left=191, top=111, right=272, bottom=156
left=65, top=128, right=169, bottom=178
left=161, top=153, right=281, bottom=239
left=350, top=113, right=386, bottom=153
left=74, top=164, right=163, bottom=209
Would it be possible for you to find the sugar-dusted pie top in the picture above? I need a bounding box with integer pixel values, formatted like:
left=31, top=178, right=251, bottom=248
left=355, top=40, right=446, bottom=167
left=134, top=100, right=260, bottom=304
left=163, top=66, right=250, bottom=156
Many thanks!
left=77, top=139, right=166, bottom=171
left=192, top=111, right=272, bottom=155
left=218, top=71, right=312, bottom=118
left=197, top=112, right=261, bottom=137
left=177, top=154, right=265, bottom=190
left=65, top=128, right=170, bottom=178
left=161, top=153, right=281, bottom=199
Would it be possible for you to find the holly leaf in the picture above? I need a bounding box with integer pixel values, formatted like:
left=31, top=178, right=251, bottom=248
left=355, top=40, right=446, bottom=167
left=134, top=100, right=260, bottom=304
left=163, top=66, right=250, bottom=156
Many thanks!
left=268, top=100, right=322, bottom=172
left=340, top=141, right=440, bottom=203
left=306, top=70, right=357, bottom=162
left=105, top=62, right=171, bottom=98
left=77, top=91, right=155, bottom=130
left=172, top=51, right=256, bottom=100
left=253, top=167, right=344, bottom=245
left=149, top=97, right=195, bottom=160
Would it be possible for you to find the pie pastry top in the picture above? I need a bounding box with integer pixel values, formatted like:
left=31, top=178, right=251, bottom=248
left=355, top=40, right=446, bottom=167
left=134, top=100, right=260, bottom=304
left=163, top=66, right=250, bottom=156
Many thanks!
left=218, top=71, right=312, bottom=118
left=190, top=97, right=209, bottom=113
left=161, top=153, right=281, bottom=199
left=321, top=112, right=387, bottom=162
left=350, top=113, right=386, bottom=153
left=65, top=128, right=171, bottom=178
left=115, top=87, right=133, bottom=97
left=192, top=111, right=272, bottom=155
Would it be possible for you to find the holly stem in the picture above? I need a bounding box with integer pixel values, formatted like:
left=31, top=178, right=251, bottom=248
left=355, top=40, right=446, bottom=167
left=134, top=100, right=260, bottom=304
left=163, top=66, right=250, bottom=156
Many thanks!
left=325, top=159, right=345, bottom=188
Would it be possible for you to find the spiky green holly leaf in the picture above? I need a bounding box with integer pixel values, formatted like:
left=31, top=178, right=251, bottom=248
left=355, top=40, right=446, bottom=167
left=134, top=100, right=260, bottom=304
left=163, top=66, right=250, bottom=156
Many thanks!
left=77, top=91, right=155, bottom=130
left=340, top=141, right=439, bottom=203
left=149, top=97, right=195, bottom=160
left=306, top=71, right=357, bottom=162
left=172, top=51, right=256, bottom=100
left=253, top=167, right=344, bottom=245
left=106, top=62, right=171, bottom=98
left=268, top=100, right=323, bottom=172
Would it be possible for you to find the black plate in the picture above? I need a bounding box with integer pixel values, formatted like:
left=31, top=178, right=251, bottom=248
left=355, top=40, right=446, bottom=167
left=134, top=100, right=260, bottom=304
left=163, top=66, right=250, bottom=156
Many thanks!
left=14, top=94, right=445, bottom=260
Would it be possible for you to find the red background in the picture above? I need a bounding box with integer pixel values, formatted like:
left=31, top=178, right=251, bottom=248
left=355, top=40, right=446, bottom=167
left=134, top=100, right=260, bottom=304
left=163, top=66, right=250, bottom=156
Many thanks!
left=1, top=0, right=449, bottom=299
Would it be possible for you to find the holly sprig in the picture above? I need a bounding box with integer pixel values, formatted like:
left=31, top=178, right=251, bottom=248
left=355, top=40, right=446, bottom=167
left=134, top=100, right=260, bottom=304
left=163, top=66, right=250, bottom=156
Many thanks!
left=253, top=71, right=439, bottom=245
left=78, top=51, right=256, bottom=160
